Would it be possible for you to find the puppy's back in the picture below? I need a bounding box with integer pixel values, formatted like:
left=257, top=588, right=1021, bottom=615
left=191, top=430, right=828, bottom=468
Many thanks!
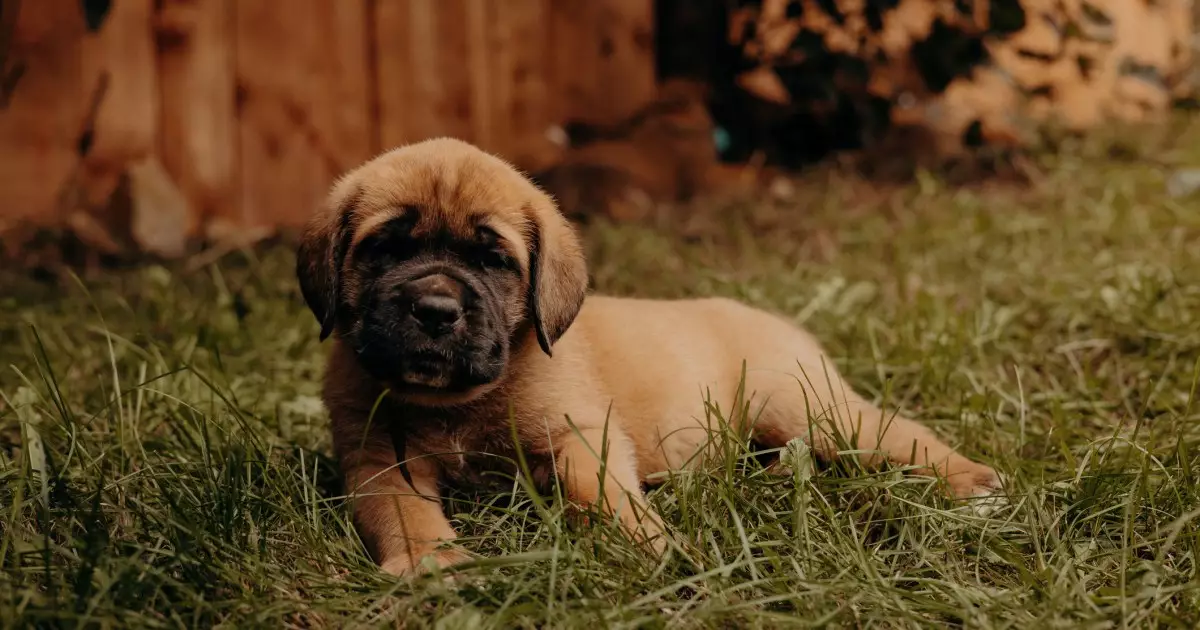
left=568, top=295, right=831, bottom=402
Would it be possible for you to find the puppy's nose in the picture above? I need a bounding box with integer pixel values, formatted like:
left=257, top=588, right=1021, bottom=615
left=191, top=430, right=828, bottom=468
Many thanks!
left=402, top=273, right=467, bottom=335
left=411, top=294, right=463, bottom=334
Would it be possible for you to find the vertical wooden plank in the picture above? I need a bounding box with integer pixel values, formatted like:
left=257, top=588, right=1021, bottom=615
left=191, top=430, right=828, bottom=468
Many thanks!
left=235, top=0, right=372, bottom=230
left=593, top=0, right=656, bottom=122
left=376, top=0, right=476, bottom=151
left=485, top=0, right=558, bottom=167
left=71, top=0, right=166, bottom=256
left=373, top=0, right=564, bottom=164
left=373, top=0, right=413, bottom=150
left=376, top=0, right=656, bottom=169
left=0, top=0, right=85, bottom=224
left=156, top=0, right=237, bottom=228
left=81, top=0, right=159, bottom=175
left=483, top=0, right=514, bottom=155
left=431, top=1, right=476, bottom=143
left=548, top=0, right=600, bottom=124
left=465, top=0, right=492, bottom=151
left=305, top=1, right=373, bottom=174
left=548, top=0, right=656, bottom=125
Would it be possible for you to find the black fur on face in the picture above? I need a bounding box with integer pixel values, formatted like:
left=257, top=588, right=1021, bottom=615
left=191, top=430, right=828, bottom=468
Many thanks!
left=343, top=213, right=527, bottom=398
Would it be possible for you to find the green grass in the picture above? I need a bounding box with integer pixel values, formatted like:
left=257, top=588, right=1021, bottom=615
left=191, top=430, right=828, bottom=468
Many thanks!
left=4, top=118, right=1200, bottom=628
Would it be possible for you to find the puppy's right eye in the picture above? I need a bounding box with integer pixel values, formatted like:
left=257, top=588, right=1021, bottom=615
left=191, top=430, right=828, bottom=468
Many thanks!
left=392, top=206, right=419, bottom=231
left=475, top=225, right=499, bottom=246
left=372, top=209, right=419, bottom=243
left=356, top=211, right=421, bottom=263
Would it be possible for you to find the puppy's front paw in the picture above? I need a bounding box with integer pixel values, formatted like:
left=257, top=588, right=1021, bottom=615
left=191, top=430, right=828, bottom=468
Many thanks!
left=948, top=463, right=1003, bottom=497
left=631, top=515, right=669, bottom=557
left=380, top=547, right=472, bottom=578
left=946, top=461, right=1008, bottom=516
left=617, top=502, right=671, bottom=557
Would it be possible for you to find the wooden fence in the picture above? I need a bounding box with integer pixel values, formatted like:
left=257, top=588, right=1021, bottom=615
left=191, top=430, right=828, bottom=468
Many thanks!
left=0, top=0, right=655, bottom=253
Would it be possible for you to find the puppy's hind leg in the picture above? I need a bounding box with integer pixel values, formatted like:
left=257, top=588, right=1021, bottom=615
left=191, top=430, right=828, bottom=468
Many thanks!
left=744, top=367, right=1002, bottom=500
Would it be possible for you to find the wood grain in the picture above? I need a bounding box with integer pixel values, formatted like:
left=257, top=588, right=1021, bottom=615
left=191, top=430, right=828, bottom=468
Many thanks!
left=235, top=0, right=372, bottom=230
left=156, top=0, right=237, bottom=229
left=548, top=0, right=600, bottom=125
left=549, top=0, right=655, bottom=125
left=82, top=0, right=159, bottom=174
left=0, top=0, right=86, bottom=224
left=376, top=0, right=475, bottom=151
left=0, top=0, right=661, bottom=235
left=485, top=0, right=559, bottom=168
left=593, top=0, right=656, bottom=122
left=375, top=0, right=563, bottom=167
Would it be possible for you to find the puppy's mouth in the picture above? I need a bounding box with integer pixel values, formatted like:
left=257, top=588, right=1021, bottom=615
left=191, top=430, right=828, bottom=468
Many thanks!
left=400, top=352, right=455, bottom=388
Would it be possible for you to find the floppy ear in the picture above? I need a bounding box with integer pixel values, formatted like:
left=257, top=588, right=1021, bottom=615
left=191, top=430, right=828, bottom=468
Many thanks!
left=526, top=196, right=588, bottom=357
left=296, top=190, right=360, bottom=341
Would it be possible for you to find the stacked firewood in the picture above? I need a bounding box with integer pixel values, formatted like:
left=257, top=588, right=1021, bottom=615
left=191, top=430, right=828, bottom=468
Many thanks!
left=727, top=0, right=1195, bottom=157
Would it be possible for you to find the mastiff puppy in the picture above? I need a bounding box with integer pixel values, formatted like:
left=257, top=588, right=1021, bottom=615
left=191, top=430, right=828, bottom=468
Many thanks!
left=296, top=138, right=1003, bottom=576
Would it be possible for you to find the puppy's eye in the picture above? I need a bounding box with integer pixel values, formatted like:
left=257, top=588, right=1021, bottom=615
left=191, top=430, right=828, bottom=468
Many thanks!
left=393, top=206, right=419, bottom=231
left=356, top=209, right=421, bottom=262
left=475, top=225, right=499, bottom=246
left=473, top=226, right=514, bottom=270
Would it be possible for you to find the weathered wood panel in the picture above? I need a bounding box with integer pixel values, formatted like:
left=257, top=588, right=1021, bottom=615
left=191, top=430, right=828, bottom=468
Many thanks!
left=375, top=0, right=477, bottom=152
left=156, top=0, right=237, bottom=232
left=548, top=0, right=599, bottom=125
left=0, top=0, right=86, bottom=224
left=485, top=0, right=559, bottom=170
left=0, top=0, right=660, bottom=241
left=234, top=0, right=373, bottom=230
left=549, top=0, right=655, bottom=125
left=371, top=0, right=415, bottom=150
left=82, top=0, right=159, bottom=175
left=376, top=0, right=655, bottom=171
left=592, top=0, right=656, bottom=121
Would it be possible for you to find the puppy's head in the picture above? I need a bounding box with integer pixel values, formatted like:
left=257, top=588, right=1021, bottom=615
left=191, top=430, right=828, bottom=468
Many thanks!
left=296, top=138, right=588, bottom=405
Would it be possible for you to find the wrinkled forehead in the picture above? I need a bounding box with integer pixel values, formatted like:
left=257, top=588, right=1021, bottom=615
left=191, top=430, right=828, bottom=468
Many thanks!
left=337, top=145, right=536, bottom=246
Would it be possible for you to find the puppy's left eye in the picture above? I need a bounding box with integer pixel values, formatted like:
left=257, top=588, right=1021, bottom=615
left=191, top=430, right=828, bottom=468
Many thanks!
left=475, top=225, right=499, bottom=246
left=473, top=226, right=514, bottom=270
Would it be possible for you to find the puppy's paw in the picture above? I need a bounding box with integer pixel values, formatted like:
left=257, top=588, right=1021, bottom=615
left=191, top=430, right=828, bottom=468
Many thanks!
left=623, top=504, right=672, bottom=556
left=380, top=547, right=472, bottom=578
left=946, top=462, right=1009, bottom=516
left=634, top=518, right=670, bottom=557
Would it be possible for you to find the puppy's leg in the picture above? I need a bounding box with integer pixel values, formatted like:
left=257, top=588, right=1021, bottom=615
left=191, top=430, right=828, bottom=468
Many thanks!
left=746, top=370, right=1002, bottom=499
left=556, top=425, right=667, bottom=552
left=332, top=411, right=466, bottom=576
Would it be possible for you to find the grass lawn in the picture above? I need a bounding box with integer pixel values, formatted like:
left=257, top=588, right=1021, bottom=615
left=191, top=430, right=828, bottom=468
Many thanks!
left=4, top=118, right=1200, bottom=628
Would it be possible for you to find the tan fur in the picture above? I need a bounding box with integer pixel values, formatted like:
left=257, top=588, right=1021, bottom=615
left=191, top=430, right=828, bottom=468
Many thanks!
left=299, top=138, right=1002, bottom=577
